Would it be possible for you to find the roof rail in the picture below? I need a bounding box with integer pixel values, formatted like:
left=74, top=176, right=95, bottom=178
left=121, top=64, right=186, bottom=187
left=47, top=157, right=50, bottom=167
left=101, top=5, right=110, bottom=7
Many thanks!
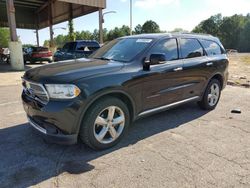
left=180, top=32, right=213, bottom=37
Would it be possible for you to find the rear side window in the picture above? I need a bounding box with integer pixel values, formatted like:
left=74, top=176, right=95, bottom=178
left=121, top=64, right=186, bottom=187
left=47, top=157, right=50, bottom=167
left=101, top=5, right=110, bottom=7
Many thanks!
left=62, top=42, right=76, bottom=52
left=76, top=42, right=100, bottom=52
left=150, top=38, right=178, bottom=61
left=180, top=38, right=204, bottom=59
left=200, top=40, right=222, bottom=56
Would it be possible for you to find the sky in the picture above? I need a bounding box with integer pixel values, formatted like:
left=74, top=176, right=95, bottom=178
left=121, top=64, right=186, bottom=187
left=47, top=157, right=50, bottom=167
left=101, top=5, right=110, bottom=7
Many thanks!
left=17, top=0, right=250, bottom=45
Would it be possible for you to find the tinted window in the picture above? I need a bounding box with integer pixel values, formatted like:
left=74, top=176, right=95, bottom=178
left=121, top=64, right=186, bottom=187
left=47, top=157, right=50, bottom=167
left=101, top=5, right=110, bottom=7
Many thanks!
left=76, top=42, right=86, bottom=51
left=180, top=39, right=204, bottom=59
left=150, top=38, right=178, bottom=61
left=91, top=38, right=153, bottom=62
left=76, top=42, right=100, bottom=52
left=62, top=42, right=76, bottom=52
left=200, top=40, right=222, bottom=56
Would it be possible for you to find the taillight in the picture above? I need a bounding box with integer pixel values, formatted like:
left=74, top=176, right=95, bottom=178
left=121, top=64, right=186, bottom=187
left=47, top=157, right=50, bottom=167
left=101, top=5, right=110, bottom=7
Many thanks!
left=47, top=51, right=52, bottom=56
left=32, top=51, right=52, bottom=58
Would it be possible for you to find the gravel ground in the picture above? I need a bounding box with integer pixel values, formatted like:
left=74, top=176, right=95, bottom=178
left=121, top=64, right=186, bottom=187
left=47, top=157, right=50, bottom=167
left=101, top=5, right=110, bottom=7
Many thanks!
left=0, top=83, right=249, bottom=188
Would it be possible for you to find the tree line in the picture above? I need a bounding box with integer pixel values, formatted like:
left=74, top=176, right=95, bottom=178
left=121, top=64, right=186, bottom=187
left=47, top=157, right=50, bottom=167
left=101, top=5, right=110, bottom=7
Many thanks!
left=193, top=13, right=250, bottom=52
left=43, top=20, right=162, bottom=48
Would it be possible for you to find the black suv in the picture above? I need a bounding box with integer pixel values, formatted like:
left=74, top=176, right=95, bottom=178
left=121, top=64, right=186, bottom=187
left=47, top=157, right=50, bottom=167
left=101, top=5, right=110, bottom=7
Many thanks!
left=53, top=40, right=100, bottom=62
left=22, top=33, right=229, bottom=150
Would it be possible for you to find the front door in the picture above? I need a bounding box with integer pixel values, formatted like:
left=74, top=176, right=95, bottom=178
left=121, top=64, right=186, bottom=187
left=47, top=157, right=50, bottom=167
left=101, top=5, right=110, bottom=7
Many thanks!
left=142, top=38, right=186, bottom=111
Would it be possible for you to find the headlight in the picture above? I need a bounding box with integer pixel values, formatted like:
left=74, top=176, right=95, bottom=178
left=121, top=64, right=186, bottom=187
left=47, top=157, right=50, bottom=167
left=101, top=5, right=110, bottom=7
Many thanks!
left=45, top=84, right=81, bottom=99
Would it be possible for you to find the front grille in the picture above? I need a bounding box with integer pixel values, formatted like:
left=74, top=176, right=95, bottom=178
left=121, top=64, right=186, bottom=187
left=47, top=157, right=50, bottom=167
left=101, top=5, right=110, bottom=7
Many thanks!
left=22, top=79, right=49, bottom=104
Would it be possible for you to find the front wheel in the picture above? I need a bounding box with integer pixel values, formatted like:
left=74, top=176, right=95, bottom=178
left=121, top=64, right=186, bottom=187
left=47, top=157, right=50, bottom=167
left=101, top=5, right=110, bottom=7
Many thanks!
left=79, top=97, right=130, bottom=150
left=198, top=79, right=221, bottom=110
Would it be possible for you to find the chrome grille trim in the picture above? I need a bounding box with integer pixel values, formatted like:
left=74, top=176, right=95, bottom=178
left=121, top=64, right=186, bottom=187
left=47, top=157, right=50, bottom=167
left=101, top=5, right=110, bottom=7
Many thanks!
left=27, top=117, right=47, bottom=134
left=22, top=79, right=49, bottom=104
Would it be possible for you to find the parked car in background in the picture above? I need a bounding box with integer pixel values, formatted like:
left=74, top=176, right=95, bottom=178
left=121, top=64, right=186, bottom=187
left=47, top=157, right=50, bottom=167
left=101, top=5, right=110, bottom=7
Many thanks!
left=226, top=49, right=238, bottom=53
left=23, top=46, right=52, bottom=64
left=0, top=48, right=10, bottom=63
left=53, top=40, right=100, bottom=62
left=22, top=33, right=228, bottom=150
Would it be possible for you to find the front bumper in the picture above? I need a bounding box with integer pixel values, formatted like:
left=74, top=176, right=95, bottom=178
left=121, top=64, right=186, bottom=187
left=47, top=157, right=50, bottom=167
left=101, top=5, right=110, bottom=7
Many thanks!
left=28, top=116, right=77, bottom=145
left=32, top=57, right=53, bottom=62
left=22, top=91, right=82, bottom=145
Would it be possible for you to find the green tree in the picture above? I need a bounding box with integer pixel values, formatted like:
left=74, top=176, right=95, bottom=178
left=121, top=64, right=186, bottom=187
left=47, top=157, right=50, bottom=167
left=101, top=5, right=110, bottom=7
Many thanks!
left=75, top=30, right=93, bottom=40
left=134, top=24, right=142, bottom=34
left=107, top=25, right=130, bottom=41
left=91, top=28, right=108, bottom=42
left=43, top=40, right=50, bottom=47
left=219, top=14, right=245, bottom=49
left=192, top=14, right=222, bottom=36
left=239, top=20, right=250, bottom=52
left=54, top=34, right=68, bottom=48
left=170, top=28, right=188, bottom=33
left=141, top=20, right=160, bottom=33
left=0, top=28, right=10, bottom=48
left=192, top=13, right=250, bottom=51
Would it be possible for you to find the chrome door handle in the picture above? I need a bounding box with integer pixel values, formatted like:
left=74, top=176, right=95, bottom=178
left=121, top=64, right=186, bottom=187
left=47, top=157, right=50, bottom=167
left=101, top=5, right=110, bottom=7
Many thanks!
left=173, top=67, right=183, bottom=72
left=206, top=62, right=213, bottom=66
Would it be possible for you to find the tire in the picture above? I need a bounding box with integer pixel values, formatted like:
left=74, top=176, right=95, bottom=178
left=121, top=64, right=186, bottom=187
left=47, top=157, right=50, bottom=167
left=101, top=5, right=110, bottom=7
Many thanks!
left=198, top=79, right=221, bottom=110
left=79, top=97, right=130, bottom=150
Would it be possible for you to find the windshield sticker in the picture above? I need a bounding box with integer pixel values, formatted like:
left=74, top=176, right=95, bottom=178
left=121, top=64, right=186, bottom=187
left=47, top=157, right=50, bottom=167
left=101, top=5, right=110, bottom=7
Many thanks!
left=136, top=39, right=152, bottom=43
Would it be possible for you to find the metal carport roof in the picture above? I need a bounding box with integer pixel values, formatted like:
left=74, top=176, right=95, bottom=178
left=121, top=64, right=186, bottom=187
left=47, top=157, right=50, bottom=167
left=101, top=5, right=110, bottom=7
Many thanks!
left=0, top=0, right=106, bottom=29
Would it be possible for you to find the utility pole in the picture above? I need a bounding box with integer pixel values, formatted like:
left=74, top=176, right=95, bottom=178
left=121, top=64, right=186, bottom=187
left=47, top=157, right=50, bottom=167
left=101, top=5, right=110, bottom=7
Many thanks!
left=99, top=8, right=103, bottom=44
left=130, top=0, right=132, bottom=35
left=99, top=10, right=116, bottom=44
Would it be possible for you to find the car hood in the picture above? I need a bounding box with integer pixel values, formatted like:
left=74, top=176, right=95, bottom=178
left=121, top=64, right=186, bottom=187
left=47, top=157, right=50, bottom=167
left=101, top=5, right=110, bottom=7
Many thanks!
left=23, top=58, right=124, bottom=83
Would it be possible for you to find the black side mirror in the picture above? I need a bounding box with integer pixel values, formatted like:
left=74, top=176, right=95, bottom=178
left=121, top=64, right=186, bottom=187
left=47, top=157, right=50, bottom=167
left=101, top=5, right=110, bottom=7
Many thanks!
left=149, top=53, right=166, bottom=65
left=143, top=53, right=166, bottom=71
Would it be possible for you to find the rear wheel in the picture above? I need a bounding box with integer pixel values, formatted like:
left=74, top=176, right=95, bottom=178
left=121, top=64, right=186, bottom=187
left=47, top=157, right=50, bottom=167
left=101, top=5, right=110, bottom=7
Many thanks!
left=198, top=79, right=221, bottom=110
left=79, top=97, right=130, bottom=150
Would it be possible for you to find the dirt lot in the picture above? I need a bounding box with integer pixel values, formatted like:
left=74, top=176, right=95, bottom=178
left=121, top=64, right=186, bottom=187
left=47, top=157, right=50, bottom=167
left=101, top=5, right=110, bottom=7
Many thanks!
left=0, top=55, right=250, bottom=188
left=228, top=53, right=250, bottom=87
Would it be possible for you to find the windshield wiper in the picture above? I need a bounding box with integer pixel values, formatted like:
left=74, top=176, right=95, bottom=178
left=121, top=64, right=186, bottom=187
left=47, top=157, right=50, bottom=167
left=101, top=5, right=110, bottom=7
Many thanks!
left=94, top=57, right=111, bottom=61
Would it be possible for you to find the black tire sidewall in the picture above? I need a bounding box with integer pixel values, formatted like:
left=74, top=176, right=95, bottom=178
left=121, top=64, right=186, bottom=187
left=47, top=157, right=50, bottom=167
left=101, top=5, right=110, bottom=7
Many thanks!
left=80, top=97, right=130, bottom=150
left=200, top=79, right=221, bottom=110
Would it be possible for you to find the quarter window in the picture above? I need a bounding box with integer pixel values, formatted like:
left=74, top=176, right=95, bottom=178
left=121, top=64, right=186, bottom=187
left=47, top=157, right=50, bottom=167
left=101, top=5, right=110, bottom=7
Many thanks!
left=200, top=40, right=222, bottom=56
left=150, top=38, right=178, bottom=61
left=180, top=38, right=204, bottom=59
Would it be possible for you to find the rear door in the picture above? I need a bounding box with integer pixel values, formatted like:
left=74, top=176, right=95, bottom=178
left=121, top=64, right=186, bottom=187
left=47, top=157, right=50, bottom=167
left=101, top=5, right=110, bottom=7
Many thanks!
left=180, top=38, right=215, bottom=99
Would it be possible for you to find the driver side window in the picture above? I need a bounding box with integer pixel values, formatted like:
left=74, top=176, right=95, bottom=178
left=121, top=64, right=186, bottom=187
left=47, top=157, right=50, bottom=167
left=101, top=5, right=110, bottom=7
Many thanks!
left=150, top=38, right=179, bottom=61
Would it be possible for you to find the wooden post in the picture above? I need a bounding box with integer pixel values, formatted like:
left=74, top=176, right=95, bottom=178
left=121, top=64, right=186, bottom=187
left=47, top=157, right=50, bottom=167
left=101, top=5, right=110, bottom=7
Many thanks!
left=6, top=0, right=18, bottom=41
left=49, top=1, right=54, bottom=48
left=36, top=29, right=40, bottom=47
left=99, top=8, right=103, bottom=44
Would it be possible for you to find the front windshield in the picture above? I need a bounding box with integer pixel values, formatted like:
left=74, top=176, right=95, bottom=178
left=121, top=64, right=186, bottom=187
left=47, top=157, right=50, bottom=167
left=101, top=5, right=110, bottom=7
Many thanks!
left=90, top=38, right=153, bottom=62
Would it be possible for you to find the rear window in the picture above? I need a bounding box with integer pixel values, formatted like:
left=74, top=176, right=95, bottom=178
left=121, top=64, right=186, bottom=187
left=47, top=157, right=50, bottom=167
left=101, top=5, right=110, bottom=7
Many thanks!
left=180, top=38, right=204, bottom=59
left=32, top=47, right=49, bottom=52
left=76, top=42, right=100, bottom=52
left=200, top=40, right=223, bottom=56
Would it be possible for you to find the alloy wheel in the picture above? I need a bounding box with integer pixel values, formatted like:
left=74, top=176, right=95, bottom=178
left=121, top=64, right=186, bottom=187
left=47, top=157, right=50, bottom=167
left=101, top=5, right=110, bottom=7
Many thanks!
left=93, top=106, right=125, bottom=144
left=208, top=83, right=220, bottom=106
